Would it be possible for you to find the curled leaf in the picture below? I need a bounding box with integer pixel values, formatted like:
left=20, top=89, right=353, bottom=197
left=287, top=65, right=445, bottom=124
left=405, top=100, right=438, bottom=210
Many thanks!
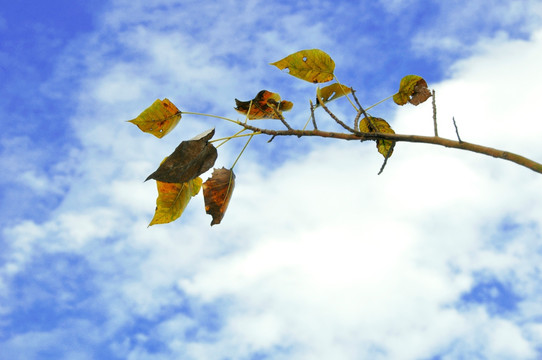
left=359, top=117, right=396, bottom=157
left=146, top=128, right=217, bottom=183
left=128, top=98, right=181, bottom=138
left=393, top=75, right=431, bottom=106
left=235, top=90, right=293, bottom=120
left=316, top=83, right=353, bottom=106
left=202, top=167, right=236, bottom=226
left=270, top=49, right=335, bottom=83
left=149, top=177, right=202, bottom=226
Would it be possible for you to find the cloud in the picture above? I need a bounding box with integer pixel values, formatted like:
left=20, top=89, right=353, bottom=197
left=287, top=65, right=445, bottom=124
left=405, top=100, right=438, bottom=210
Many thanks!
left=2, top=1, right=542, bottom=359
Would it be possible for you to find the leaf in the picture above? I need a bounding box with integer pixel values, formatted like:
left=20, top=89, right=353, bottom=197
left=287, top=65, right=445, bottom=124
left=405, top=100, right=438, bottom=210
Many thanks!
left=128, top=98, right=181, bottom=138
left=393, top=75, right=432, bottom=106
left=359, top=117, right=396, bottom=157
left=145, top=128, right=217, bottom=183
left=270, top=49, right=335, bottom=83
left=202, top=167, right=235, bottom=226
left=149, top=177, right=202, bottom=226
left=316, top=83, right=353, bottom=106
left=235, top=90, right=293, bottom=120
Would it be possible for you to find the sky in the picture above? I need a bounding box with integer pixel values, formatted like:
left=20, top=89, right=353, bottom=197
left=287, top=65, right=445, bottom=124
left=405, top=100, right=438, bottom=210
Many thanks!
left=1, top=0, right=542, bottom=359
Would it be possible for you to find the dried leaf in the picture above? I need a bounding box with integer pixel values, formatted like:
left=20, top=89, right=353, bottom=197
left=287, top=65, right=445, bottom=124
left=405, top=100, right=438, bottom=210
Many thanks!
left=359, top=117, right=396, bottom=157
left=316, top=83, right=353, bottom=106
left=270, top=49, right=335, bottom=83
left=202, top=167, right=235, bottom=226
left=128, top=98, right=181, bottom=138
left=146, top=128, right=217, bottom=183
left=149, top=177, right=202, bottom=226
left=393, top=75, right=431, bottom=106
left=235, top=90, right=293, bottom=120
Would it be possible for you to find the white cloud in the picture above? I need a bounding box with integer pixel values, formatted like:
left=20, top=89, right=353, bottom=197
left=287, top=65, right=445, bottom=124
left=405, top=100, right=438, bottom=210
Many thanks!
left=2, top=1, right=542, bottom=359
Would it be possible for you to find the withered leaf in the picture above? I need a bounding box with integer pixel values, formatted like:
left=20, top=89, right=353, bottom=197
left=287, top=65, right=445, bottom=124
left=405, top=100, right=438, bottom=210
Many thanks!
left=202, top=167, right=235, bottom=226
left=146, top=128, right=217, bottom=183
left=235, top=90, right=293, bottom=120
left=393, top=75, right=431, bottom=106
left=128, top=98, right=181, bottom=138
left=270, top=49, right=335, bottom=83
left=149, top=177, right=202, bottom=226
left=359, top=117, right=396, bottom=157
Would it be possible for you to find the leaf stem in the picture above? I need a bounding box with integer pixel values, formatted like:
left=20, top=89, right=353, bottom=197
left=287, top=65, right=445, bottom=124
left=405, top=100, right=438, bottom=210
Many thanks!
left=182, top=111, right=241, bottom=125
left=212, top=130, right=261, bottom=148
left=231, top=132, right=256, bottom=170
left=333, top=75, right=358, bottom=111
left=365, top=94, right=395, bottom=112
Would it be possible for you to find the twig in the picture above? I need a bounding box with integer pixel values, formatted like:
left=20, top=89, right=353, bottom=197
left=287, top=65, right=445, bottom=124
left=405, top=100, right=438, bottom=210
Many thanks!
left=453, top=116, right=462, bottom=143
left=267, top=100, right=294, bottom=132
left=432, top=90, right=438, bottom=137
left=317, top=96, right=357, bottom=133
left=267, top=135, right=276, bottom=143
left=351, top=90, right=362, bottom=131
left=310, top=100, right=318, bottom=130
left=378, top=142, right=396, bottom=175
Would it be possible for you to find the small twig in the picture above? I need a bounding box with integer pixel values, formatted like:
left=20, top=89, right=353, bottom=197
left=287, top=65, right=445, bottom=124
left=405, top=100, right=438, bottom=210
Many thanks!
left=351, top=90, right=362, bottom=131
left=432, top=90, right=438, bottom=137
left=267, top=135, right=276, bottom=143
left=317, top=96, right=357, bottom=133
left=378, top=142, right=396, bottom=175
left=310, top=100, right=318, bottom=130
left=453, top=116, right=462, bottom=143
left=268, top=100, right=296, bottom=134
left=351, top=90, right=369, bottom=119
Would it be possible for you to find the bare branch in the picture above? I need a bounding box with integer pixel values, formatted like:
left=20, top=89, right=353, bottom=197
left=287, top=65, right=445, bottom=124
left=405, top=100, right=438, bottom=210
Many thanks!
left=309, top=100, right=318, bottom=130
left=317, top=96, right=357, bottom=133
left=236, top=121, right=542, bottom=175
left=453, top=117, right=462, bottom=143
left=432, top=90, right=438, bottom=137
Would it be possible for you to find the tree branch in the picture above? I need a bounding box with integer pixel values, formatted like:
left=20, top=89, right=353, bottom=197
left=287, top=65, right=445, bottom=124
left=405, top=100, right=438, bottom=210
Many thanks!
left=237, top=122, right=542, bottom=174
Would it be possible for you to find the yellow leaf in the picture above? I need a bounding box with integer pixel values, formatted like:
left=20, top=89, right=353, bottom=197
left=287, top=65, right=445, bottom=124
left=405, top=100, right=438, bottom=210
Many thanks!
left=316, top=83, right=352, bottom=106
left=359, top=117, right=395, bottom=157
left=128, top=98, right=181, bottom=138
left=235, top=90, right=293, bottom=120
left=149, top=177, right=202, bottom=226
left=393, top=75, right=431, bottom=106
left=270, top=49, right=335, bottom=83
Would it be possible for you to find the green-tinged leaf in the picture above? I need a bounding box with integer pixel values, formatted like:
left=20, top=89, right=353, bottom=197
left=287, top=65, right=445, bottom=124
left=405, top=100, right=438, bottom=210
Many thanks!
left=359, top=117, right=395, bottom=157
left=393, top=75, right=431, bottom=106
left=128, top=98, right=181, bottom=138
left=149, top=177, right=202, bottom=226
left=270, top=49, right=335, bottom=83
left=235, top=90, right=293, bottom=119
left=316, top=83, right=353, bottom=106
left=203, top=167, right=236, bottom=226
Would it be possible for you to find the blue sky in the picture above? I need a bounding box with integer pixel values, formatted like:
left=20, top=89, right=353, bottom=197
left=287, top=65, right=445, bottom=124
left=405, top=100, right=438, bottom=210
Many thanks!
left=1, top=1, right=542, bottom=359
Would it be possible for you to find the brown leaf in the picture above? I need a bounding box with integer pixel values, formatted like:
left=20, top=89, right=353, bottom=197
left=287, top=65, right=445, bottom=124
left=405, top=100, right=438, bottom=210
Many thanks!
left=410, top=79, right=432, bottom=105
left=235, top=90, right=293, bottom=120
left=146, top=128, right=217, bottom=183
left=202, top=167, right=235, bottom=226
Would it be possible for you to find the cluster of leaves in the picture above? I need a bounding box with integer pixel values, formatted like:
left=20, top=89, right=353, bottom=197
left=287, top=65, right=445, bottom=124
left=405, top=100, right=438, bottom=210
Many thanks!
left=128, top=49, right=431, bottom=226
